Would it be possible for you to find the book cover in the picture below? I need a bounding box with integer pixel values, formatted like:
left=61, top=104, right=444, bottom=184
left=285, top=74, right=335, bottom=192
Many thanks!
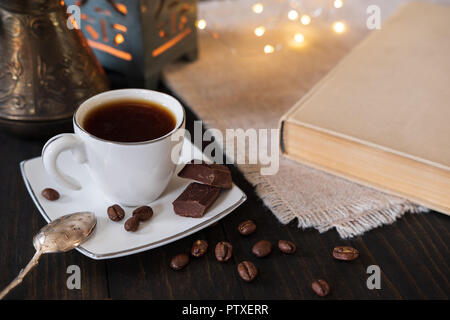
left=280, top=2, right=450, bottom=214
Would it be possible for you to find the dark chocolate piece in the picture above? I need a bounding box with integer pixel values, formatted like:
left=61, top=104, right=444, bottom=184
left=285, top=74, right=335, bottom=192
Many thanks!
left=178, top=161, right=232, bottom=189
left=173, top=183, right=221, bottom=218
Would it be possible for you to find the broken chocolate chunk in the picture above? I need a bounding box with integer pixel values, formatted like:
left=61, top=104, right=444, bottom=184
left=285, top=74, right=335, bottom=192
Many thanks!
left=178, top=161, right=232, bottom=189
left=173, top=182, right=221, bottom=218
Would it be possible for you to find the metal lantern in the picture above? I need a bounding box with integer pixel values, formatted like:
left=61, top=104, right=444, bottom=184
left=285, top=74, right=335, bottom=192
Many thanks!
left=64, top=0, right=198, bottom=88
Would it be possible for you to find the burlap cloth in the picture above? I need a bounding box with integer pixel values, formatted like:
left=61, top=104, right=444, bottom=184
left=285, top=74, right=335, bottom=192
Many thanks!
left=163, top=0, right=437, bottom=238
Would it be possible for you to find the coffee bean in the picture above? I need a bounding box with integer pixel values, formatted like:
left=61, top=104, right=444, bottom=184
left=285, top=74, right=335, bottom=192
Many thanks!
left=238, top=220, right=256, bottom=236
left=333, top=246, right=359, bottom=261
left=237, top=261, right=258, bottom=282
left=107, top=204, right=125, bottom=221
left=311, top=279, right=330, bottom=297
left=132, top=206, right=153, bottom=221
left=41, top=188, right=59, bottom=201
left=170, top=253, right=189, bottom=270
left=278, top=240, right=296, bottom=254
left=215, top=241, right=233, bottom=262
left=191, top=240, right=208, bottom=257
left=252, top=240, right=272, bottom=258
left=124, top=216, right=139, bottom=232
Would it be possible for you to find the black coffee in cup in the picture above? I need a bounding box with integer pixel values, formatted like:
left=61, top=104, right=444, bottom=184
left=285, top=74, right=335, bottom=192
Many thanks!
left=82, top=99, right=176, bottom=143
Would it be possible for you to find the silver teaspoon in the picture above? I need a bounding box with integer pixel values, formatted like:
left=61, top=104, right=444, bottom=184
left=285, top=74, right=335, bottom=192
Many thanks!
left=0, top=212, right=96, bottom=299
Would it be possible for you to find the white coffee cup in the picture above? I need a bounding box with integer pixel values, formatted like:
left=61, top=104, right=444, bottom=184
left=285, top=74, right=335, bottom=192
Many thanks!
left=42, top=89, right=185, bottom=206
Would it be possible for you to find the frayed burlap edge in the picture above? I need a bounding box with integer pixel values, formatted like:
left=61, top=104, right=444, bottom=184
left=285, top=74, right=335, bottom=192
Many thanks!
left=241, top=164, right=428, bottom=238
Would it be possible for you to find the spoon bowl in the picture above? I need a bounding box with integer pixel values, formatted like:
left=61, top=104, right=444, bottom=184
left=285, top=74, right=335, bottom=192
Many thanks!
left=0, top=212, right=96, bottom=299
left=33, top=212, right=96, bottom=253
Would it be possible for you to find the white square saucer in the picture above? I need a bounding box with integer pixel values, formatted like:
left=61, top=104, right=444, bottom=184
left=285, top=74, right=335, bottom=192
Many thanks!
left=20, top=138, right=246, bottom=260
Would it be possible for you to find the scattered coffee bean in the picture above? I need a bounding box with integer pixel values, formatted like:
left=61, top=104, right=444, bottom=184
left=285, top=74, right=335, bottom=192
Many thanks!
left=333, top=246, right=359, bottom=261
left=170, top=253, right=190, bottom=270
left=238, top=220, right=256, bottom=236
left=278, top=240, right=296, bottom=254
left=237, top=261, right=258, bottom=282
left=124, top=216, right=139, bottom=232
left=215, top=241, right=233, bottom=262
left=41, top=188, right=60, bottom=201
left=132, top=206, right=153, bottom=221
left=107, top=204, right=125, bottom=221
left=191, top=240, right=208, bottom=257
left=252, top=240, right=272, bottom=258
left=311, top=279, right=330, bottom=297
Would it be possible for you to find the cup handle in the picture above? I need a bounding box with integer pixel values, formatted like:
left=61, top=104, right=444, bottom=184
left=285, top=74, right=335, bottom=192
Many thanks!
left=42, top=133, right=87, bottom=190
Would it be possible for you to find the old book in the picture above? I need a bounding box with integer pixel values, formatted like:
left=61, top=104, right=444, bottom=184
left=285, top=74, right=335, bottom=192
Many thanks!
left=280, top=2, right=450, bottom=215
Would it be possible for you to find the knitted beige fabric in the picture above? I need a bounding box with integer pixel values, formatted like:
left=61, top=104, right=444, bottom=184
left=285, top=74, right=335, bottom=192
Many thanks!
left=163, top=0, right=436, bottom=238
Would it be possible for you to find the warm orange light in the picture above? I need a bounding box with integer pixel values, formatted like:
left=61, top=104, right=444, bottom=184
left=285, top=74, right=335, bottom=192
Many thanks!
left=94, top=7, right=111, bottom=16
left=80, top=14, right=94, bottom=23
left=85, top=24, right=99, bottom=40
left=264, top=44, right=274, bottom=54
left=69, top=16, right=79, bottom=29
left=179, top=15, right=188, bottom=30
left=116, top=3, right=128, bottom=15
left=254, top=26, right=265, bottom=37
left=114, top=33, right=125, bottom=45
left=301, top=15, right=311, bottom=25
left=294, top=33, right=304, bottom=43
left=252, top=3, right=264, bottom=14
left=87, top=40, right=132, bottom=61
left=333, top=21, right=346, bottom=33
left=288, top=10, right=299, bottom=21
left=334, top=0, right=344, bottom=9
left=152, top=28, right=192, bottom=57
left=196, top=19, right=206, bottom=30
left=112, top=23, right=127, bottom=33
left=100, top=18, right=108, bottom=42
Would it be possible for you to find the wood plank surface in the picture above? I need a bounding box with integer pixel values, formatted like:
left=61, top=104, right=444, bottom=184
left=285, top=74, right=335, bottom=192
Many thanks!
left=0, top=96, right=447, bottom=299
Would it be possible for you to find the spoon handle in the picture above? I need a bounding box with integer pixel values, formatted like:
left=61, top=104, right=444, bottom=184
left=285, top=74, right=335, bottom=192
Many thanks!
left=0, top=250, right=43, bottom=300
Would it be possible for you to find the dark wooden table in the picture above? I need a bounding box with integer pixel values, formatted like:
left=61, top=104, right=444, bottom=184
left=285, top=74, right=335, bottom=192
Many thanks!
left=0, top=80, right=448, bottom=300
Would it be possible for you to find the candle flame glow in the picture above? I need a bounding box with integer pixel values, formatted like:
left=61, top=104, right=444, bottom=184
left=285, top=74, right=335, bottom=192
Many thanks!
left=114, top=33, right=125, bottom=45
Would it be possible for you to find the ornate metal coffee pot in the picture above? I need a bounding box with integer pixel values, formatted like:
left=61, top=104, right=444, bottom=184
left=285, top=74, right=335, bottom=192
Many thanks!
left=0, top=0, right=109, bottom=136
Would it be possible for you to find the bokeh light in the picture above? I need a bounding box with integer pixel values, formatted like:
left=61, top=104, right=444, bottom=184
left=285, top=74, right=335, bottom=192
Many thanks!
left=196, top=19, right=207, bottom=30
left=264, top=44, right=274, bottom=54
left=288, top=10, right=299, bottom=21
left=294, top=33, right=304, bottom=43
left=301, top=15, right=311, bottom=25
left=334, top=0, right=344, bottom=9
left=252, top=3, right=264, bottom=14
left=254, top=26, right=266, bottom=37
left=333, top=21, right=346, bottom=33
